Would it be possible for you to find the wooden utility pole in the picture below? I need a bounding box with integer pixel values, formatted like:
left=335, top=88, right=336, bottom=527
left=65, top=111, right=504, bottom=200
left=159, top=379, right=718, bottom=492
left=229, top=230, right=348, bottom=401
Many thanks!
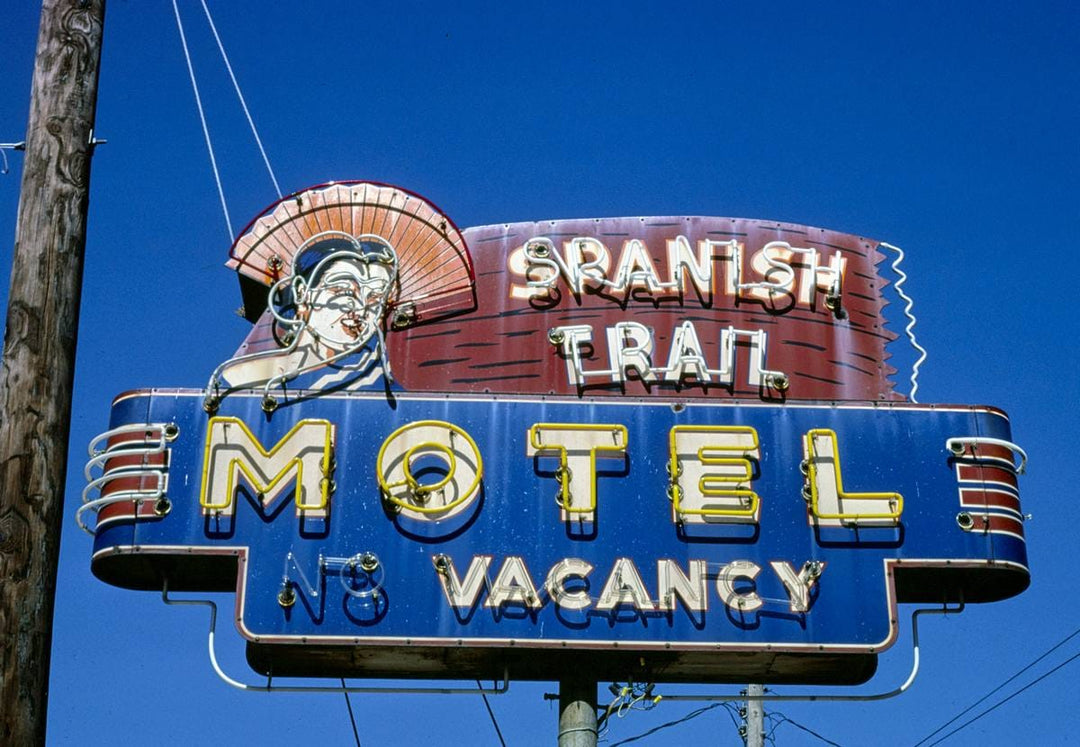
left=0, top=0, right=105, bottom=743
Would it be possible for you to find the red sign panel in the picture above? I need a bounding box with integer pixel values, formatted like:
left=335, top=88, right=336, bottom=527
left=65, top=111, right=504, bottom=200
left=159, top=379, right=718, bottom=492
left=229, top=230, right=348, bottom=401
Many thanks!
left=224, top=183, right=901, bottom=403
left=389, top=217, right=900, bottom=400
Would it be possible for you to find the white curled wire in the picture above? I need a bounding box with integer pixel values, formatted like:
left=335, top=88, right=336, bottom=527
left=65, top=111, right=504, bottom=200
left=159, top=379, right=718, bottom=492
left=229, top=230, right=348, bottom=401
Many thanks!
left=879, top=242, right=928, bottom=403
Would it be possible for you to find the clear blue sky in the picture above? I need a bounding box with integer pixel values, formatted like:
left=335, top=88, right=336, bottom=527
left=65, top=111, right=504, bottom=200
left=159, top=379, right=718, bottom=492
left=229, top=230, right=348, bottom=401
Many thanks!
left=1, top=2, right=1078, bottom=745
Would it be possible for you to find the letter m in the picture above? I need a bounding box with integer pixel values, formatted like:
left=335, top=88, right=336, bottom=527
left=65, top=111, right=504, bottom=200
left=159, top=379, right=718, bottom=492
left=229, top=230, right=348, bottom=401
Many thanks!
left=199, top=416, right=335, bottom=519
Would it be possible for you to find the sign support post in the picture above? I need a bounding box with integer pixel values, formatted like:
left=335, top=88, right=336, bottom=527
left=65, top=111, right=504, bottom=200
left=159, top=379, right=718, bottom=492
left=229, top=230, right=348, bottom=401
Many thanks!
left=558, top=676, right=598, bottom=747
left=745, top=683, right=765, bottom=747
left=0, top=1, right=104, bottom=743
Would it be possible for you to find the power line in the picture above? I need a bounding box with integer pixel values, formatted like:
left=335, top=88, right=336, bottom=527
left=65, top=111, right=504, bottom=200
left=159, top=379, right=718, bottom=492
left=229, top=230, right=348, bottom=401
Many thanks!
left=924, top=648, right=1080, bottom=746
left=607, top=702, right=738, bottom=746
left=915, top=625, right=1080, bottom=746
left=764, top=712, right=843, bottom=747
left=341, top=679, right=361, bottom=747
left=198, top=0, right=282, bottom=199
left=171, top=0, right=233, bottom=241
left=765, top=713, right=784, bottom=746
left=476, top=679, right=507, bottom=746
left=173, top=0, right=284, bottom=244
left=720, top=700, right=742, bottom=734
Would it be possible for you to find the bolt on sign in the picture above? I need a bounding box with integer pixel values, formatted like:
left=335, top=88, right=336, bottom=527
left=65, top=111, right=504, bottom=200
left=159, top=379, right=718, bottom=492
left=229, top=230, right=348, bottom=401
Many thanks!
left=81, top=181, right=1029, bottom=685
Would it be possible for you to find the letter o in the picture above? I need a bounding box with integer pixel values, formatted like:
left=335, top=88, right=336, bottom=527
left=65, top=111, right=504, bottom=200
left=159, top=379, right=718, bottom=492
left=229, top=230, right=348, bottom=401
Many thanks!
left=376, top=420, right=483, bottom=521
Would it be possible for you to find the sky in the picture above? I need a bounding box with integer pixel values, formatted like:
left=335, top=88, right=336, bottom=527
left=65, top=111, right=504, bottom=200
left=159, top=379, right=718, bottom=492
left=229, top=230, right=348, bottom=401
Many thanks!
left=1, top=1, right=1078, bottom=745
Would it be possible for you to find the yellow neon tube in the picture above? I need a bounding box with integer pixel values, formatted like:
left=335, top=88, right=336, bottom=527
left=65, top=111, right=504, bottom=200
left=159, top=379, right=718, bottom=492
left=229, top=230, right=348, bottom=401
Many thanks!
left=395, top=440, right=457, bottom=495
left=200, top=417, right=334, bottom=512
left=529, top=423, right=628, bottom=515
left=668, top=425, right=759, bottom=518
left=376, top=420, right=483, bottom=515
left=803, top=428, right=902, bottom=521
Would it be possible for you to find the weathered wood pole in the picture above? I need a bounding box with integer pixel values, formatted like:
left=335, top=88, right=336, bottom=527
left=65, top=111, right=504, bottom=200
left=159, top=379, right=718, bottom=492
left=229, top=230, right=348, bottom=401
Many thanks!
left=0, top=0, right=105, bottom=743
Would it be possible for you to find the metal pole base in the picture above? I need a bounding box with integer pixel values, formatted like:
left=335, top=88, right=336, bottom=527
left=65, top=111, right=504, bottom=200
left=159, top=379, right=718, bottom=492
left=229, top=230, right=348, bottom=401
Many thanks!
left=558, top=677, right=597, bottom=747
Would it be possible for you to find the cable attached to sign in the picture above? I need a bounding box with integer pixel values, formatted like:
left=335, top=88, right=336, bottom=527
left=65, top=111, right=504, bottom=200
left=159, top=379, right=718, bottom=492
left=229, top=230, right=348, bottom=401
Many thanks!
left=161, top=581, right=510, bottom=696
left=653, top=600, right=964, bottom=704
left=197, top=0, right=282, bottom=200
left=171, top=0, right=233, bottom=241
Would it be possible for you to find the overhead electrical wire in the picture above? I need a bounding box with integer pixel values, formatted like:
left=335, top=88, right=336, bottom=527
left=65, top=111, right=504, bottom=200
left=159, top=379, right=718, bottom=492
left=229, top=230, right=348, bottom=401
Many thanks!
left=921, top=641, right=1080, bottom=746
left=171, top=0, right=233, bottom=241
left=765, top=712, right=784, bottom=745
left=172, top=0, right=284, bottom=244
left=476, top=679, right=507, bottom=746
left=596, top=680, right=667, bottom=741
left=914, top=624, right=1080, bottom=746
left=720, top=700, right=743, bottom=733
left=764, top=711, right=844, bottom=747
left=198, top=0, right=282, bottom=199
left=606, top=702, right=740, bottom=746
left=341, top=679, right=362, bottom=747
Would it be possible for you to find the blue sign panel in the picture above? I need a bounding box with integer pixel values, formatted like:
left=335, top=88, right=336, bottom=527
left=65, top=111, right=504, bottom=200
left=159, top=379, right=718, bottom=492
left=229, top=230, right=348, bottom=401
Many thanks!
left=85, top=389, right=1028, bottom=682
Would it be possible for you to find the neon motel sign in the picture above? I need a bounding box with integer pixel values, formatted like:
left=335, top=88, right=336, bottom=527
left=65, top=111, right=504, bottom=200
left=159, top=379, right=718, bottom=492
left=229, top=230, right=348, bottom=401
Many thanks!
left=80, top=182, right=1029, bottom=684
left=194, top=417, right=886, bottom=616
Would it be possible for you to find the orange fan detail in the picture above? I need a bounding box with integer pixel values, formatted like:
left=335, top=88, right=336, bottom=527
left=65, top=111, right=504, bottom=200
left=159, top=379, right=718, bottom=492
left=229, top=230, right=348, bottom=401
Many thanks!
left=228, top=181, right=476, bottom=326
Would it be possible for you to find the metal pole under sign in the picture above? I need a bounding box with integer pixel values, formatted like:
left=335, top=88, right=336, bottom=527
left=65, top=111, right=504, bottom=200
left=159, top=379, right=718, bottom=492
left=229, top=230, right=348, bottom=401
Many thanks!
left=558, top=677, right=598, bottom=747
